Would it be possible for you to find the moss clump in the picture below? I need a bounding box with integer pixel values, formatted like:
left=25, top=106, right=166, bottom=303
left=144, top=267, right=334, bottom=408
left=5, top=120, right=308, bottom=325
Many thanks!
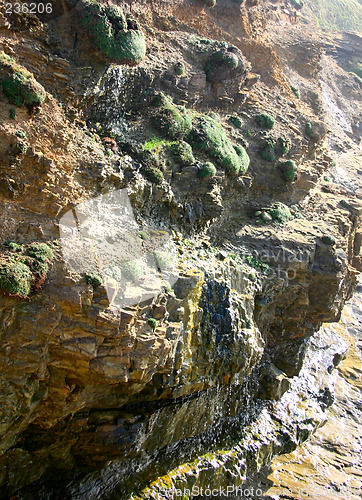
left=168, top=141, right=195, bottom=166
left=78, top=0, right=146, bottom=65
left=122, top=260, right=142, bottom=280
left=305, top=122, right=312, bottom=136
left=188, top=114, right=249, bottom=175
left=255, top=113, right=275, bottom=130
left=259, top=137, right=276, bottom=162
left=229, top=115, right=243, bottom=128
left=268, top=202, right=292, bottom=223
left=4, top=241, right=23, bottom=252
left=27, top=243, right=53, bottom=263
left=0, top=53, right=46, bottom=110
left=321, top=235, right=336, bottom=246
left=85, top=273, right=103, bottom=287
left=198, top=162, right=217, bottom=179
left=152, top=94, right=192, bottom=139
left=148, top=318, right=158, bottom=331
left=143, top=166, right=164, bottom=185
left=174, top=61, right=185, bottom=75
left=277, top=136, right=291, bottom=155
left=281, top=160, right=298, bottom=182
left=153, top=251, right=172, bottom=270
left=0, top=259, right=33, bottom=297
left=9, top=107, right=16, bottom=119
left=290, top=85, right=301, bottom=98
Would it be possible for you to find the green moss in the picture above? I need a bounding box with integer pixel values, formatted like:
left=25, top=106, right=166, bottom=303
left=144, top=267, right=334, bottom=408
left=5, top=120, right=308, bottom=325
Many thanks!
left=281, top=160, right=298, bottom=182
left=122, top=260, right=142, bottom=280
left=78, top=1, right=146, bottom=65
left=198, top=161, right=216, bottom=179
left=188, top=114, right=249, bottom=175
left=277, top=136, right=291, bottom=155
left=290, top=85, right=301, bottom=98
left=4, top=241, right=23, bottom=252
left=259, top=136, right=276, bottom=162
left=152, top=95, right=192, bottom=139
left=0, top=259, right=33, bottom=297
left=9, top=107, right=16, bottom=119
left=27, top=243, right=53, bottom=263
left=168, top=141, right=195, bottom=166
left=85, top=273, right=103, bottom=287
left=1, top=71, right=46, bottom=109
left=305, top=122, right=312, bottom=136
left=148, top=318, right=158, bottom=331
left=255, top=113, right=275, bottom=130
left=229, top=115, right=243, bottom=128
left=174, top=61, right=185, bottom=75
left=268, top=202, right=292, bottom=223
left=143, top=166, right=164, bottom=185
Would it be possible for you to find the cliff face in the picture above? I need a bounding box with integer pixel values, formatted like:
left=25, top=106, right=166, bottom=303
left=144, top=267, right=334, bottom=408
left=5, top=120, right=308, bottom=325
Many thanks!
left=0, top=1, right=361, bottom=498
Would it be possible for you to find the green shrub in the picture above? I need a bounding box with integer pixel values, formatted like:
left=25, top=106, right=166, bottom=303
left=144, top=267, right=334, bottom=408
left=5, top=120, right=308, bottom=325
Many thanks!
left=143, top=166, right=164, bottom=185
left=122, top=260, right=142, bottom=280
left=255, top=113, right=275, bottom=130
left=174, top=61, right=185, bottom=75
left=268, top=202, right=292, bottom=223
left=85, top=273, right=103, bottom=287
left=198, top=161, right=217, bottom=178
left=188, top=114, right=249, bottom=175
left=305, top=122, right=312, bottom=136
left=281, top=160, right=298, bottom=182
left=27, top=243, right=53, bottom=263
left=148, top=318, right=158, bottom=331
left=0, top=259, right=33, bottom=297
left=168, top=140, right=195, bottom=165
left=78, top=0, right=146, bottom=65
left=152, top=94, right=192, bottom=139
left=4, top=241, right=22, bottom=252
left=1, top=71, right=46, bottom=109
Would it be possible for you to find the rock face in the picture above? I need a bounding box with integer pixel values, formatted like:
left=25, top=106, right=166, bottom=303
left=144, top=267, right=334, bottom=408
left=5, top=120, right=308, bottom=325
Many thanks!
left=0, top=0, right=361, bottom=498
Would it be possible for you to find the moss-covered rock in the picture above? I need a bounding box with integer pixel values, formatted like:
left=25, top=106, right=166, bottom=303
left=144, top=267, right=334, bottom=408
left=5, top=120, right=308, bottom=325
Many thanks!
left=77, top=0, right=146, bottom=65
left=205, top=47, right=240, bottom=83
left=151, top=95, right=192, bottom=139
left=0, top=51, right=46, bottom=110
left=27, top=243, right=54, bottom=263
left=268, top=202, right=292, bottom=223
left=188, top=114, right=249, bottom=175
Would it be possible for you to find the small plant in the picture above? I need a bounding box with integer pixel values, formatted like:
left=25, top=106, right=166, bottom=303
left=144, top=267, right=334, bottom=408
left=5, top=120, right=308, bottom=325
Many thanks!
left=259, top=136, right=276, bottom=162
left=9, top=107, right=16, bottom=119
left=246, top=130, right=251, bottom=137
left=268, top=202, right=292, bottom=223
left=27, top=243, right=54, bottom=263
left=85, top=273, right=103, bottom=287
left=153, top=251, right=172, bottom=270
left=0, top=258, right=33, bottom=297
left=305, top=122, right=312, bottom=136
left=122, top=260, right=142, bottom=280
left=277, top=136, right=291, bottom=155
left=229, top=115, right=243, bottom=128
left=290, top=85, right=301, bottom=98
left=324, top=175, right=331, bottom=182
left=148, top=318, right=158, bottom=331
left=4, top=241, right=22, bottom=252
left=142, top=166, right=164, bottom=185
left=174, top=61, right=185, bottom=75
left=198, top=161, right=217, bottom=179
left=281, top=159, right=298, bottom=182
left=255, top=113, right=275, bottom=130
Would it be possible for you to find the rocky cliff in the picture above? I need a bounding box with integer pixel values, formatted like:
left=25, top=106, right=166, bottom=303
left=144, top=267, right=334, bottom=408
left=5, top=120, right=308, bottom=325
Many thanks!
left=0, top=1, right=361, bottom=498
